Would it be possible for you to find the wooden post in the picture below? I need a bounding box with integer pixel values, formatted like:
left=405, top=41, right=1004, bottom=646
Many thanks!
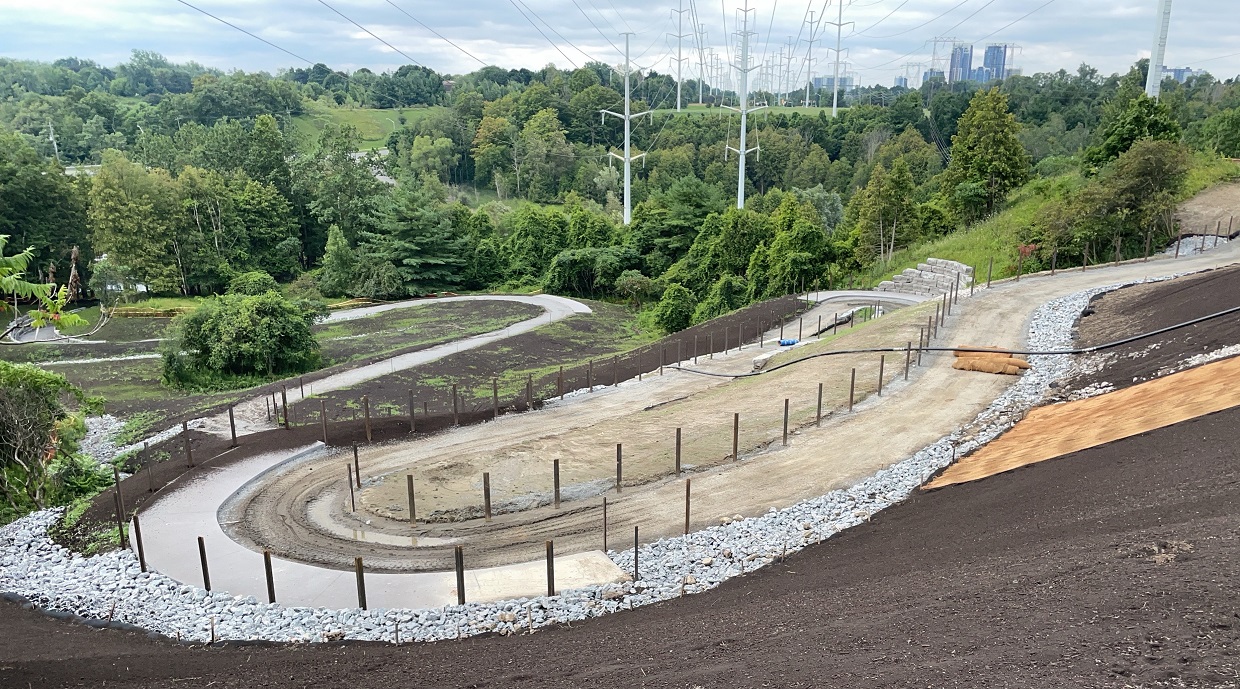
left=660, top=347, right=665, bottom=375
left=633, top=526, right=640, bottom=582
left=693, top=335, right=698, bottom=364
left=817, top=315, right=822, bottom=337
left=732, top=413, right=740, bottom=461
left=143, top=442, right=153, bottom=493
left=1215, top=220, right=1222, bottom=248
left=816, top=383, right=823, bottom=426
left=182, top=421, right=193, bottom=468
left=602, top=497, right=609, bottom=551
left=675, top=427, right=682, bottom=475
left=355, top=557, right=367, bottom=610
left=905, top=342, right=912, bottom=380
left=710, top=331, right=714, bottom=359
left=614, top=355, right=619, bottom=386
left=362, top=395, right=372, bottom=442
left=263, top=550, right=276, bottom=603
left=526, top=375, right=533, bottom=410
left=492, top=378, right=499, bottom=420
left=833, top=312, right=839, bottom=335
left=738, top=325, right=743, bottom=351
left=320, top=400, right=328, bottom=444
left=1114, top=235, right=1121, bottom=265
left=1175, top=227, right=1183, bottom=258
left=684, top=479, right=691, bottom=535
left=918, top=327, right=925, bottom=366
left=782, top=398, right=789, bottom=446
left=228, top=405, right=237, bottom=448
left=848, top=368, right=856, bottom=412
left=1144, top=229, right=1151, bottom=262
left=407, top=390, right=416, bottom=433
left=353, top=443, right=361, bottom=489
left=724, top=327, right=729, bottom=353
left=553, top=459, right=561, bottom=508
left=588, top=359, right=594, bottom=390
left=986, top=257, right=993, bottom=288
left=197, top=536, right=211, bottom=591
left=970, top=267, right=977, bottom=296
left=281, top=387, right=289, bottom=428
left=346, top=465, right=356, bottom=512
left=677, top=340, right=682, bottom=367
left=454, top=546, right=466, bottom=605
left=1084, top=242, right=1091, bottom=270
left=483, top=472, right=492, bottom=521
left=1051, top=249, right=1058, bottom=275
left=779, top=321, right=784, bottom=340
left=954, top=274, right=961, bottom=304
left=451, top=385, right=458, bottom=426
left=406, top=474, right=416, bottom=523
left=615, top=444, right=623, bottom=492
left=265, top=397, right=271, bottom=422
left=132, top=512, right=147, bottom=572
left=878, top=355, right=886, bottom=396
left=112, top=465, right=126, bottom=548
left=557, top=366, right=564, bottom=400
left=798, top=317, right=803, bottom=340
left=545, top=540, right=556, bottom=597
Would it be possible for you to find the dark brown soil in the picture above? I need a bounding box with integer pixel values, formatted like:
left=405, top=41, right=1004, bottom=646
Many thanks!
left=1061, top=264, right=1240, bottom=396
left=6, top=374, right=1238, bottom=688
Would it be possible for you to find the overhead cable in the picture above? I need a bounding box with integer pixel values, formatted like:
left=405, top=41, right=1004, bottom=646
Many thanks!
left=383, top=0, right=488, bottom=66
left=173, top=0, right=313, bottom=65
left=315, top=0, right=424, bottom=66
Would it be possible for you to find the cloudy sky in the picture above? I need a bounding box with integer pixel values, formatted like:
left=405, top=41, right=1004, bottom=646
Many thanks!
left=2, top=0, right=1238, bottom=86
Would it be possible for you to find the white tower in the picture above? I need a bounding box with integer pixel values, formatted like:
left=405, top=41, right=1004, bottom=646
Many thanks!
left=724, top=0, right=765, bottom=209
left=602, top=34, right=651, bottom=226
left=1145, top=0, right=1174, bottom=99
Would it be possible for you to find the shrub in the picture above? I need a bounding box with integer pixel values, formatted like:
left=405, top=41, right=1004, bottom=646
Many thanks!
left=227, top=270, right=279, bottom=296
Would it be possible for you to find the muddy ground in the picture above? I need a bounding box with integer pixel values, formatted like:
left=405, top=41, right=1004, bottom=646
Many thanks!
left=5, top=347, right=1237, bottom=687
left=1059, top=264, right=1240, bottom=398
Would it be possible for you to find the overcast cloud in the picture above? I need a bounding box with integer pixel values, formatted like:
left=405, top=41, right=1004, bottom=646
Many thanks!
left=1, top=0, right=1237, bottom=86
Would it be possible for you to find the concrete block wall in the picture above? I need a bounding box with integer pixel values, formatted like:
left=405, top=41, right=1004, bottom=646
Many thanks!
left=875, top=258, right=974, bottom=296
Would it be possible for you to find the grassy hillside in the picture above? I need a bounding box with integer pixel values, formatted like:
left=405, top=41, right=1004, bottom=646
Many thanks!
left=858, top=155, right=1240, bottom=287
left=289, top=101, right=446, bottom=149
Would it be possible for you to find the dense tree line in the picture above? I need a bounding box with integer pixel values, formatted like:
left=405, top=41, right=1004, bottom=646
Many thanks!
left=2, top=51, right=1238, bottom=337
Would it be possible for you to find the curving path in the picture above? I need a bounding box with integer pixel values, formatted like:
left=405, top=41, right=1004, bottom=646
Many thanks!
left=195, top=294, right=590, bottom=437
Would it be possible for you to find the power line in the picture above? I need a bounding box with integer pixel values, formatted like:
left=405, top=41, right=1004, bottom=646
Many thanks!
left=173, top=0, right=313, bottom=65
left=315, top=0, right=424, bottom=66
left=1194, top=49, right=1240, bottom=66
left=383, top=0, right=488, bottom=66
left=509, top=0, right=580, bottom=68
left=853, top=0, right=910, bottom=37
left=573, top=0, right=624, bottom=55
left=939, top=0, right=1000, bottom=38
left=970, top=0, right=1057, bottom=43
left=864, top=0, right=970, bottom=39
left=515, top=0, right=600, bottom=64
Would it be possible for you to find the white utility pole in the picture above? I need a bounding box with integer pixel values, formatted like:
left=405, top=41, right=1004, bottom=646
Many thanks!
left=724, top=0, right=765, bottom=209
left=825, top=0, right=852, bottom=117
left=1145, top=0, right=1174, bottom=98
left=601, top=34, right=651, bottom=226
left=47, top=121, right=60, bottom=163
left=801, top=10, right=819, bottom=108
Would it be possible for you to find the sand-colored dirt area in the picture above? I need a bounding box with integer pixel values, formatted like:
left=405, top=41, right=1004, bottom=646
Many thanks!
left=924, top=353, right=1240, bottom=489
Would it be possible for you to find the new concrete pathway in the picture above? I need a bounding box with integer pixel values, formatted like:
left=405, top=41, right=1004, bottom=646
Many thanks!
left=136, top=443, right=626, bottom=609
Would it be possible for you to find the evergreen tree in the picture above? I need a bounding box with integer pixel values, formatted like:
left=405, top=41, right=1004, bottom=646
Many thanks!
left=317, top=225, right=356, bottom=297
left=941, top=87, right=1031, bottom=217
left=362, top=174, right=466, bottom=295
left=1084, top=93, right=1182, bottom=169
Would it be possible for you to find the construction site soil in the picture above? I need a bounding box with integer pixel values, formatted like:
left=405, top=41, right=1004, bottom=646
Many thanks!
left=11, top=267, right=1238, bottom=687
left=1061, top=264, right=1240, bottom=397
left=5, top=362, right=1238, bottom=687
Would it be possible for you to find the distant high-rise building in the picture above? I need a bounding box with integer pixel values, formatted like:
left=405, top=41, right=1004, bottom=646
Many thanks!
left=949, top=44, right=973, bottom=83
left=894, top=75, right=909, bottom=88
left=813, top=75, right=856, bottom=92
left=983, top=44, right=1010, bottom=81
left=1165, top=67, right=1201, bottom=83
left=923, top=68, right=946, bottom=84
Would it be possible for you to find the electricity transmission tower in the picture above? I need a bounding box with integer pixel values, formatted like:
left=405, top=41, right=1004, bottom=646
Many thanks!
left=46, top=121, right=60, bottom=163
left=825, top=0, right=853, bottom=117
left=601, top=34, right=651, bottom=226
left=671, top=0, right=692, bottom=111
left=1145, top=0, right=1173, bottom=98
left=724, top=0, right=765, bottom=209
left=800, top=10, right=820, bottom=107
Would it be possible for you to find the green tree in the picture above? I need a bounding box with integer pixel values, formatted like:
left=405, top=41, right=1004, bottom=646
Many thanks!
left=653, top=283, right=697, bottom=333
left=692, top=274, right=749, bottom=324
left=0, top=361, right=104, bottom=522
left=362, top=174, right=466, bottom=294
left=942, top=87, right=1032, bottom=217
left=316, top=224, right=356, bottom=297
left=88, top=150, right=186, bottom=294
left=613, top=269, right=654, bottom=308
left=227, top=270, right=278, bottom=295
left=161, top=291, right=322, bottom=388
left=1084, top=93, right=1181, bottom=169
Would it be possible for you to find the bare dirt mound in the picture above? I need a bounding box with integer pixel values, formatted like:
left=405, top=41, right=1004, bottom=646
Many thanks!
left=1175, top=181, right=1240, bottom=236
